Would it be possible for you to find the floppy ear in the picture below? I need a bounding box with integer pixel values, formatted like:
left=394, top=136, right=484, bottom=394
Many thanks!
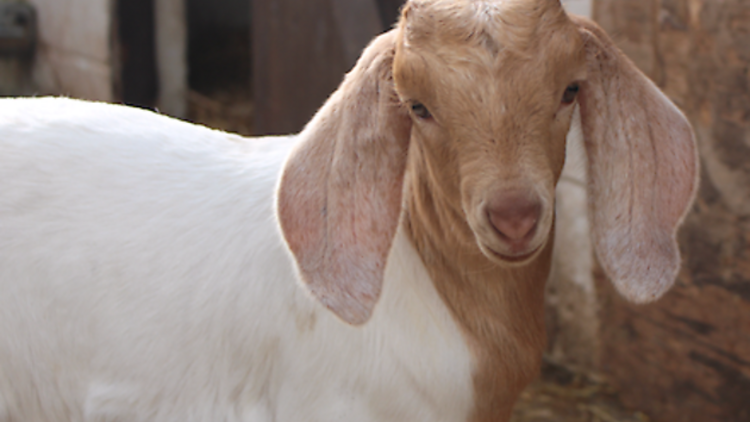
left=277, top=30, right=412, bottom=325
left=572, top=16, right=699, bottom=303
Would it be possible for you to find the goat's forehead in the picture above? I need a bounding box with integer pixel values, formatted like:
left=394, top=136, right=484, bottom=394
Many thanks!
left=395, top=29, right=584, bottom=97
left=401, top=0, right=577, bottom=52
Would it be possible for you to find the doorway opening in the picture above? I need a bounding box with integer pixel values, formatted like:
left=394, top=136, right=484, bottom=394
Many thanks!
left=186, top=0, right=253, bottom=135
left=115, top=0, right=159, bottom=109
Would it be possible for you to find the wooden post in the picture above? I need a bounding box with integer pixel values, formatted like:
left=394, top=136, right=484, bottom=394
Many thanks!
left=155, top=0, right=187, bottom=118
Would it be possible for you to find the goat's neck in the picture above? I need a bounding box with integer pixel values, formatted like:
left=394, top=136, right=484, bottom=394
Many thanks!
left=401, top=146, right=551, bottom=421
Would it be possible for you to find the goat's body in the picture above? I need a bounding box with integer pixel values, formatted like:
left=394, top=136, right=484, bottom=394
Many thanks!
left=0, top=98, right=474, bottom=422
left=0, top=2, right=701, bottom=419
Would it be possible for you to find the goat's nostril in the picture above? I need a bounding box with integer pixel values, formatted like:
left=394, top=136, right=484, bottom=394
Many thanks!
left=486, top=193, right=542, bottom=244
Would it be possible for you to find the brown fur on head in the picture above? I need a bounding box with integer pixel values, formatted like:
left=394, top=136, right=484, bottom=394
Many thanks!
left=393, top=0, right=587, bottom=264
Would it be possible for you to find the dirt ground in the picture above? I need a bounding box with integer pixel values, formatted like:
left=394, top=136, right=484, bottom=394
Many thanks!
left=511, top=360, right=650, bottom=422
left=188, top=88, right=254, bottom=136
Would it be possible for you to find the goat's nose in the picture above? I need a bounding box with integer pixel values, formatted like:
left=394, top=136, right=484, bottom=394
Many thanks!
left=486, top=191, right=542, bottom=244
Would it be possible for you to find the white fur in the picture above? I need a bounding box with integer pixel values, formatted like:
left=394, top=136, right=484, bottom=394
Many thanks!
left=0, top=98, right=473, bottom=422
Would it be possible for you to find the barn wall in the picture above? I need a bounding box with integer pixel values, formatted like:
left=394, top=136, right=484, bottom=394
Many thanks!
left=26, top=0, right=186, bottom=116
left=592, top=1, right=750, bottom=420
left=28, top=0, right=114, bottom=101
left=252, top=0, right=383, bottom=135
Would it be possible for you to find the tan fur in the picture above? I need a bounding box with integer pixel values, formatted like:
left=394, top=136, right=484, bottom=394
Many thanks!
left=277, top=0, right=699, bottom=420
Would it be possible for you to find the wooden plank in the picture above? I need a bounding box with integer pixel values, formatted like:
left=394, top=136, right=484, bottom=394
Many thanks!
left=253, top=0, right=384, bottom=135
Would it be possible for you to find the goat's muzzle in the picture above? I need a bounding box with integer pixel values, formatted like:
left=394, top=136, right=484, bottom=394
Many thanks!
left=484, top=190, right=544, bottom=261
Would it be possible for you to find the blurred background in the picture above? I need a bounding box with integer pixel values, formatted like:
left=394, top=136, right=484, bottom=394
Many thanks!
left=0, top=0, right=747, bottom=421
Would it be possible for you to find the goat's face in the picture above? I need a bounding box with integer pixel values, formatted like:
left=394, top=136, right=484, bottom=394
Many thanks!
left=393, top=0, right=586, bottom=265
left=279, top=0, right=698, bottom=324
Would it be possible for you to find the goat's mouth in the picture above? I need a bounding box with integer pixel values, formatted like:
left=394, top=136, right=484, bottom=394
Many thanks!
left=484, top=242, right=544, bottom=265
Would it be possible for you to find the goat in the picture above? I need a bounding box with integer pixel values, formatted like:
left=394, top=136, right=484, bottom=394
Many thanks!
left=0, top=0, right=698, bottom=421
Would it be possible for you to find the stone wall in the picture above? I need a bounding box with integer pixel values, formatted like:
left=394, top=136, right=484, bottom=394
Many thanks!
left=592, top=1, right=750, bottom=420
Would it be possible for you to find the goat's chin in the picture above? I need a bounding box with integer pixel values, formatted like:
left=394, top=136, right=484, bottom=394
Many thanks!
left=478, top=239, right=547, bottom=267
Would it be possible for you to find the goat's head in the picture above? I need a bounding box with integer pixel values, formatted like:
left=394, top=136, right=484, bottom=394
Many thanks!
left=277, top=0, right=699, bottom=325
left=393, top=0, right=585, bottom=264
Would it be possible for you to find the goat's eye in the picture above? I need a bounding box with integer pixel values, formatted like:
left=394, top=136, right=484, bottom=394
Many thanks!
left=411, top=102, right=432, bottom=119
left=561, top=83, right=580, bottom=105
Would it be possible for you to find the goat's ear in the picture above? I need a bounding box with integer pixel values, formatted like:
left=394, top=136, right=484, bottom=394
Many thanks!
left=573, top=16, right=699, bottom=303
left=277, top=30, right=412, bottom=325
